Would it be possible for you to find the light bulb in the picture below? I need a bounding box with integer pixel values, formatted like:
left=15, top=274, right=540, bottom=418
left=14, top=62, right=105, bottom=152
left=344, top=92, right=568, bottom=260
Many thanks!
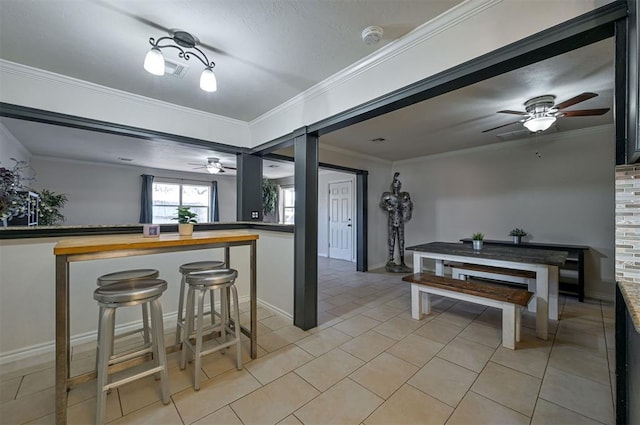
left=523, top=116, right=556, bottom=132
left=144, top=47, right=165, bottom=76
left=200, top=68, right=217, bottom=92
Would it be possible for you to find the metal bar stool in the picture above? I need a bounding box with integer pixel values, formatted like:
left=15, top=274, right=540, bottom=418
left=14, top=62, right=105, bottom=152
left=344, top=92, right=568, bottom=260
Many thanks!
left=96, top=269, right=159, bottom=366
left=94, top=278, right=169, bottom=425
left=180, top=269, right=242, bottom=390
left=175, top=261, right=225, bottom=345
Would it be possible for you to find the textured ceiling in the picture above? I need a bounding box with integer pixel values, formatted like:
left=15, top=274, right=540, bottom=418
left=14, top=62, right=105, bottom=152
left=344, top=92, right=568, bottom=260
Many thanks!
left=0, top=0, right=462, bottom=121
left=0, top=1, right=614, bottom=174
left=320, top=38, right=614, bottom=160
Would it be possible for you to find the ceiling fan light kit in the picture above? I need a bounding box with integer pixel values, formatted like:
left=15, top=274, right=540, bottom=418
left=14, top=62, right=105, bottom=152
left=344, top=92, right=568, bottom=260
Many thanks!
left=188, top=157, right=236, bottom=174
left=483, top=92, right=610, bottom=134
left=523, top=115, right=557, bottom=132
left=144, top=30, right=217, bottom=92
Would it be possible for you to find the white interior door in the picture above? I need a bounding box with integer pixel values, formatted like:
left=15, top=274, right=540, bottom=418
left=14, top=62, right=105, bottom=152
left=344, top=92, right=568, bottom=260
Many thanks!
left=328, top=180, right=353, bottom=261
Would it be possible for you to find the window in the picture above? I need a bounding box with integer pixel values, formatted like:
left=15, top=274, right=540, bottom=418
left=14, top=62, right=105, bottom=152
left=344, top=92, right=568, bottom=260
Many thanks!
left=280, top=186, right=295, bottom=224
left=152, top=180, right=210, bottom=223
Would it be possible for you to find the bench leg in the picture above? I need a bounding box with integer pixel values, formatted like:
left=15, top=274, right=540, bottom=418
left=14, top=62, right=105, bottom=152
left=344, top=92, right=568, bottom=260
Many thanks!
left=527, top=279, right=537, bottom=313
left=549, top=276, right=559, bottom=321
left=451, top=269, right=465, bottom=280
left=411, top=286, right=430, bottom=320
left=502, top=304, right=516, bottom=350
left=516, top=307, right=522, bottom=342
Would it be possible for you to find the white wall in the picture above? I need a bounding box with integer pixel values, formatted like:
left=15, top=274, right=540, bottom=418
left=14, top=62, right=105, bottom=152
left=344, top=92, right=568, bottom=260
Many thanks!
left=0, top=229, right=293, bottom=363
left=0, top=123, right=32, bottom=177
left=395, top=125, right=615, bottom=300
left=27, top=157, right=237, bottom=225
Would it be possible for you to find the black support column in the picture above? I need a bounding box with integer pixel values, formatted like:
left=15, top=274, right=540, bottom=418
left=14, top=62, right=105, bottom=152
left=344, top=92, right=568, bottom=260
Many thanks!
left=293, top=128, right=318, bottom=330
left=236, top=153, right=263, bottom=221
left=356, top=172, right=368, bottom=272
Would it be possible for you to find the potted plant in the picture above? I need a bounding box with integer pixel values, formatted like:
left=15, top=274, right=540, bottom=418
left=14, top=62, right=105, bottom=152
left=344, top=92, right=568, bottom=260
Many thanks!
left=36, top=189, right=68, bottom=225
left=262, top=178, right=277, bottom=221
left=173, top=206, right=198, bottom=236
left=509, top=228, right=527, bottom=244
left=472, top=232, right=484, bottom=250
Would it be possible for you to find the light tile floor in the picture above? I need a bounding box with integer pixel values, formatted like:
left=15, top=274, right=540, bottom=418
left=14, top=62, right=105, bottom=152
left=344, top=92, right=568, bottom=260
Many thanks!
left=0, top=257, right=615, bottom=424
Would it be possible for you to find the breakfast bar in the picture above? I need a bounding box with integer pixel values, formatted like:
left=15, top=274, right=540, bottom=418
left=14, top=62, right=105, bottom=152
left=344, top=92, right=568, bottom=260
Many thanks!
left=53, top=230, right=259, bottom=425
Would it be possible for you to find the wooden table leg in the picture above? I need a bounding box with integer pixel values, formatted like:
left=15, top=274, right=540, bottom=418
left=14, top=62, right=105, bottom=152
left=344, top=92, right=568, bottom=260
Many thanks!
left=535, top=265, right=549, bottom=340
left=250, top=240, right=257, bottom=359
left=55, top=255, right=69, bottom=425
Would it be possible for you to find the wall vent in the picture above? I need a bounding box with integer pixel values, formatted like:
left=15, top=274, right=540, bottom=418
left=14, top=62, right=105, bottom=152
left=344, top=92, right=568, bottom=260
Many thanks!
left=164, top=58, right=188, bottom=79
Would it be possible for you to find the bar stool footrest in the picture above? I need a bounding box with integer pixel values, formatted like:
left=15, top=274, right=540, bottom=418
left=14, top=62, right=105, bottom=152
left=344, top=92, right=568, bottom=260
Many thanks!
left=102, top=364, right=165, bottom=392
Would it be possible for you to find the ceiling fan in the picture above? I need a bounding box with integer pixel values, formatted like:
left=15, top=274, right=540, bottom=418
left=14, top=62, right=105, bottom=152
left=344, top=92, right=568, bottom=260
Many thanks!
left=482, top=92, right=610, bottom=134
left=189, top=157, right=235, bottom=174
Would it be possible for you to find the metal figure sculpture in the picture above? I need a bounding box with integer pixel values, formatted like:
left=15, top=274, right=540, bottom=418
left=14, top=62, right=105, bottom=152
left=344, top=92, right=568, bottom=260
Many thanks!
left=380, top=172, right=413, bottom=272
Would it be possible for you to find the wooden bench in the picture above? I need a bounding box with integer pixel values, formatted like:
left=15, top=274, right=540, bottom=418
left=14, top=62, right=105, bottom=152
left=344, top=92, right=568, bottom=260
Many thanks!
left=403, top=273, right=533, bottom=350
left=450, top=263, right=558, bottom=320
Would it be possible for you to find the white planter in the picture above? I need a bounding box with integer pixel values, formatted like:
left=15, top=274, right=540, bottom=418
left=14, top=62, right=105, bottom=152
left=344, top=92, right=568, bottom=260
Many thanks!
left=472, top=240, right=483, bottom=250
left=178, top=223, right=194, bottom=236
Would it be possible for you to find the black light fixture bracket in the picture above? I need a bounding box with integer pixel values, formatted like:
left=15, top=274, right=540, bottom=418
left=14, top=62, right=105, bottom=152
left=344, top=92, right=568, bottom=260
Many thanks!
left=149, top=30, right=215, bottom=70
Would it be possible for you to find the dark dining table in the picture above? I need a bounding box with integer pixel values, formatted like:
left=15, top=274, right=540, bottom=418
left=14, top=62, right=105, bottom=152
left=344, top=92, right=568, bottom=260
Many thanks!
left=406, top=241, right=567, bottom=340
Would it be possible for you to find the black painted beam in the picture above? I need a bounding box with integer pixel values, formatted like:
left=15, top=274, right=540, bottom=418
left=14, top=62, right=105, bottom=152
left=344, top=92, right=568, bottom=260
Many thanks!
left=236, top=153, right=263, bottom=221
left=293, top=129, right=318, bottom=330
left=356, top=172, right=368, bottom=272
left=0, top=103, right=246, bottom=155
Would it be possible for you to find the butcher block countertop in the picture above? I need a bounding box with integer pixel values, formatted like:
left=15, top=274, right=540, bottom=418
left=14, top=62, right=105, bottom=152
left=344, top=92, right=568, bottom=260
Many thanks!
left=53, top=230, right=259, bottom=255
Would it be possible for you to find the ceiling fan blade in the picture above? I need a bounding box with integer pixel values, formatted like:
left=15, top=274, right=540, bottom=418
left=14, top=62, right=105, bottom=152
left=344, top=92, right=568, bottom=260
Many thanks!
left=560, top=108, right=610, bottom=117
left=497, top=110, right=528, bottom=115
left=482, top=120, right=523, bottom=133
left=555, top=92, right=598, bottom=110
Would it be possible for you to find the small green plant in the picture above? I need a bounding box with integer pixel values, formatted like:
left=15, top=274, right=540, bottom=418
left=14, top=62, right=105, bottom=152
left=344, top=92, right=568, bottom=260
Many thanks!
left=509, top=228, right=527, bottom=237
left=173, top=206, right=198, bottom=224
left=472, top=232, right=484, bottom=241
left=262, top=179, right=277, bottom=216
left=36, top=189, right=68, bottom=225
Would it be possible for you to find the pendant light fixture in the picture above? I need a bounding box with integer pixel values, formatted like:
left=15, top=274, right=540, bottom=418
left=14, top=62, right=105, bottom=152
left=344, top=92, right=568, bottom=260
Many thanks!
left=144, top=30, right=217, bottom=92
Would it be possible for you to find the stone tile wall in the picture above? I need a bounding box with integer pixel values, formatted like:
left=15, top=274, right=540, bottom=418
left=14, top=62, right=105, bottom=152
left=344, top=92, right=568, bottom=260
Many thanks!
left=616, top=165, right=640, bottom=284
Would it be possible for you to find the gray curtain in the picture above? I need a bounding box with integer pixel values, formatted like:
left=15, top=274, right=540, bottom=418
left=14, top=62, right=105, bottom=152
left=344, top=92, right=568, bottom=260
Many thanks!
left=139, top=174, right=154, bottom=223
left=211, top=180, right=219, bottom=222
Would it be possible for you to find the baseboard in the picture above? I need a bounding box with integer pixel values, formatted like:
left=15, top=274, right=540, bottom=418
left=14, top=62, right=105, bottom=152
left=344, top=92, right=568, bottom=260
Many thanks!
left=0, top=294, right=254, bottom=366
left=584, top=289, right=614, bottom=302
left=258, top=299, right=293, bottom=321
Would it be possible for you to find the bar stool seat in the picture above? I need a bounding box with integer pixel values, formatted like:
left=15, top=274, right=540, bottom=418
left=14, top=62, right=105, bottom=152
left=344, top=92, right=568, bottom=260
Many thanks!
left=175, top=261, right=225, bottom=345
left=180, top=269, right=242, bottom=390
left=95, top=269, right=159, bottom=364
left=94, top=278, right=169, bottom=425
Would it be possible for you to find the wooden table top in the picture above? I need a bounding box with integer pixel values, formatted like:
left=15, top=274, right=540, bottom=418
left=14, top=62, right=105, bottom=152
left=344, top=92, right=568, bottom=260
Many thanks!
left=407, top=241, right=567, bottom=267
left=54, top=230, right=259, bottom=255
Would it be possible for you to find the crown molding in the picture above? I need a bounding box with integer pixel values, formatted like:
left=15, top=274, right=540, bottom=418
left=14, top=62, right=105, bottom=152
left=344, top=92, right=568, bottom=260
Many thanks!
left=0, top=59, right=248, bottom=127
left=250, top=0, right=501, bottom=127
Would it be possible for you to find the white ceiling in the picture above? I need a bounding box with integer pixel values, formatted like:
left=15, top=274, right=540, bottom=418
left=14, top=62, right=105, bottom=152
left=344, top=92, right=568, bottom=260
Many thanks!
left=0, top=1, right=614, bottom=174
left=321, top=38, right=614, bottom=160
left=0, top=0, right=462, bottom=121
